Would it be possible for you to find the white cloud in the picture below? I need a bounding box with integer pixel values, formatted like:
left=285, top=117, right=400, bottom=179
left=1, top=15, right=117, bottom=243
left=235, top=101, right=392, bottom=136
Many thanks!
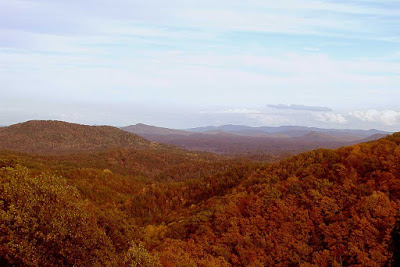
left=200, top=109, right=261, bottom=114
left=350, top=110, right=400, bottom=126
left=2, top=0, right=399, bottom=44
left=247, top=113, right=291, bottom=126
left=268, top=104, right=332, bottom=112
left=316, top=113, right=347, bottom=124
left=2, top=47, right=399, bottom=109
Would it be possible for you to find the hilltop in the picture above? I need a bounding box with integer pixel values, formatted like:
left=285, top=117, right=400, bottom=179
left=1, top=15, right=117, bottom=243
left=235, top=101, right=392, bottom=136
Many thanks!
left=0, top=120, right=156, bottom=154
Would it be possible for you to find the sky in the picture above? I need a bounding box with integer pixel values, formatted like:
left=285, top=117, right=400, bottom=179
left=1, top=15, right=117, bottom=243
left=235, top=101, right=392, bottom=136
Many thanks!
left=0, top=0, right=400, bottom=131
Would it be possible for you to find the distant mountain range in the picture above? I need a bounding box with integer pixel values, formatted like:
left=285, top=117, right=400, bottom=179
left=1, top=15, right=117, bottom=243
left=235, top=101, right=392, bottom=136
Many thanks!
left=121, top=123, right=390, bottom=154
left=187, top=124, right=388, bottom=138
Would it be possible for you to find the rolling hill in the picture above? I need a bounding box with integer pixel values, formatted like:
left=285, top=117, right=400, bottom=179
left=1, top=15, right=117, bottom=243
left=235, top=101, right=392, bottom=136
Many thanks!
left=0, top=120, right=156, bottom=154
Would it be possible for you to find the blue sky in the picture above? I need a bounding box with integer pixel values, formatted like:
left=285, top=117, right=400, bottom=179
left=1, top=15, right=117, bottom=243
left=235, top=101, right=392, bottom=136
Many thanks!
left=0, top=0, right=400, bottom=130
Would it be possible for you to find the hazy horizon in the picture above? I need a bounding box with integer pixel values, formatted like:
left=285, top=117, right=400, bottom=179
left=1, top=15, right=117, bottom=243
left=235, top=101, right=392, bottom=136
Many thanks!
left=0, top=118, right=394, bottom=133
left=1, top=0, right=399, bottom=131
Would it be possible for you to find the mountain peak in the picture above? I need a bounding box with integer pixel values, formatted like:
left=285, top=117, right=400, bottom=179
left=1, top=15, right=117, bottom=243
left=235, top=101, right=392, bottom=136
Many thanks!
left=0, top=120, right=153, bottom=154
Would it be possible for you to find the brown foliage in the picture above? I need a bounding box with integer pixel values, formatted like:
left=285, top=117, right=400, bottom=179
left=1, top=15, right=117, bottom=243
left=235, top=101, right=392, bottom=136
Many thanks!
left=156, top=133, right=400, bottom=266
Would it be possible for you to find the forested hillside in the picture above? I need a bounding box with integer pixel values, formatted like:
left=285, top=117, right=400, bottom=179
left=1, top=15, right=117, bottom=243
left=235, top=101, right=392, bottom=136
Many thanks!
left=0, top=122, right=399, bottom=266
left=153, top=133, right=400, bottom=266
left=0, top=120, right=154, bottom=154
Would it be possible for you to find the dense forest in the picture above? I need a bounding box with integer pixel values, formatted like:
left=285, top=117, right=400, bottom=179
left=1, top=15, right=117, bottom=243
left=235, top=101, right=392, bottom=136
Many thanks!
left=1, top=121, right=400, bottom=266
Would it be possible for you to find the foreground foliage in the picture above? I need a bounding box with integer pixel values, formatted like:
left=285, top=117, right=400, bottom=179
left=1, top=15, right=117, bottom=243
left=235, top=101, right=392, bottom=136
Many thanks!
left=0, top=165, right=118, bottom=265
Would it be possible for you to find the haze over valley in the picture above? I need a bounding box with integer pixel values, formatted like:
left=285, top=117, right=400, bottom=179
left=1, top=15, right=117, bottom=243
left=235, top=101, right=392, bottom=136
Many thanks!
left=122, top=123, right=390, bottom=154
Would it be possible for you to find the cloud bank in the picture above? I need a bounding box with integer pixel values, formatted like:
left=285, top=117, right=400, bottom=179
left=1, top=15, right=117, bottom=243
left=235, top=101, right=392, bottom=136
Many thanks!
left=350, top=110, right=400, bottom=126
left=268, top=104, right=333, bottom=112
